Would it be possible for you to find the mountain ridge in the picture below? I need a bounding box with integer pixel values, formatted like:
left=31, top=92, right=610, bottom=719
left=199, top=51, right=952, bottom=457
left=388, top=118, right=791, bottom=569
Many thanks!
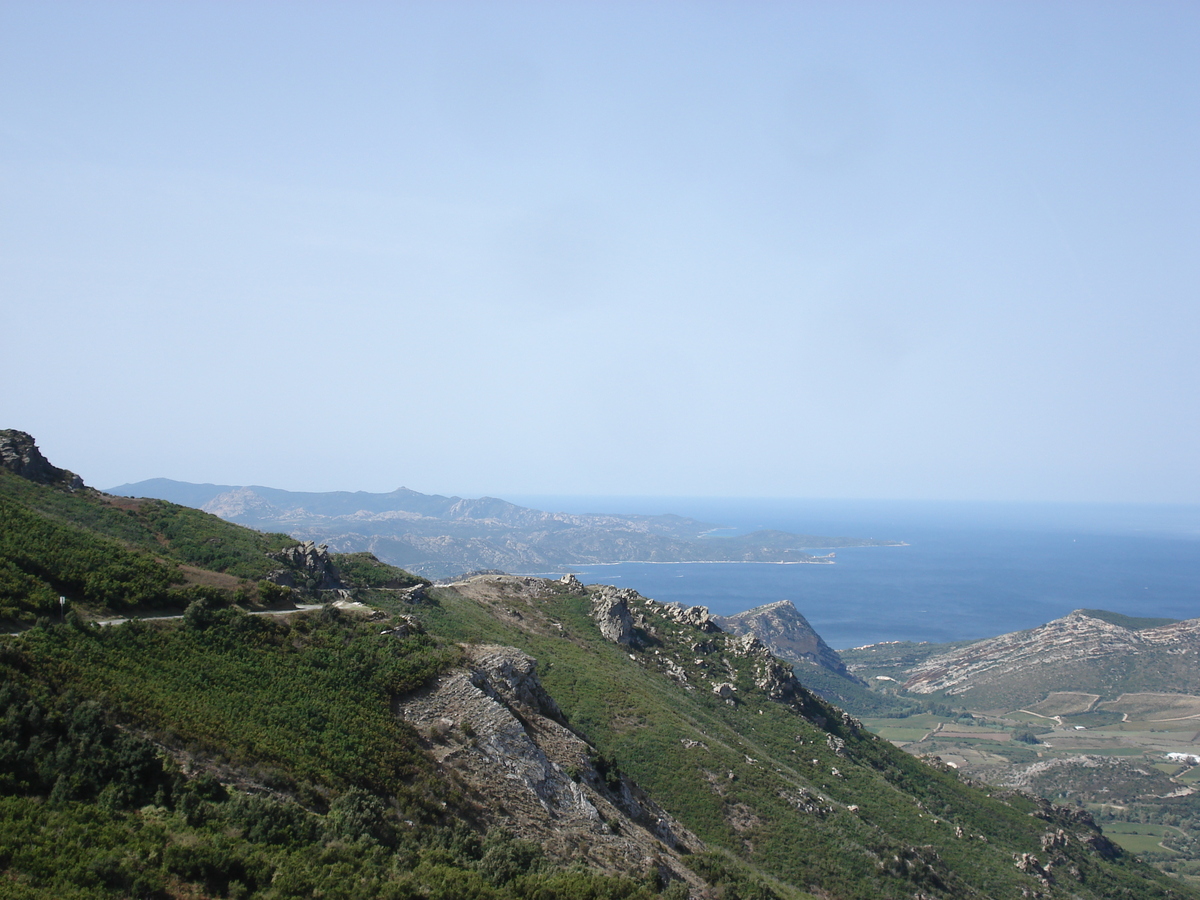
left=898, top=609, right=1200, bottom=709
left=109, top=477, right=902, bottom=579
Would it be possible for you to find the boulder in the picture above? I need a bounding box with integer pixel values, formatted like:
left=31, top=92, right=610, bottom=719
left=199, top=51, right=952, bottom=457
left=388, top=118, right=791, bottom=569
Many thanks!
left=557, top=573, right=587, bottom=595
left=590, top=586, right=636, bottom=646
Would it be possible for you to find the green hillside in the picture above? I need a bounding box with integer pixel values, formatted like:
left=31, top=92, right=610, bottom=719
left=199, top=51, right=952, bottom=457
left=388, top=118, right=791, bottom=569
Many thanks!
left=0, top=433, right=1195, bottom=899
left=0, top=466, right=302, bottom=624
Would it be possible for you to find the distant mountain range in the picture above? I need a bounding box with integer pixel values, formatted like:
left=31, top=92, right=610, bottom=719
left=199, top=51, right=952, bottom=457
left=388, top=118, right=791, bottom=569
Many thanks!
left=108, top=478, right=901, bottom=579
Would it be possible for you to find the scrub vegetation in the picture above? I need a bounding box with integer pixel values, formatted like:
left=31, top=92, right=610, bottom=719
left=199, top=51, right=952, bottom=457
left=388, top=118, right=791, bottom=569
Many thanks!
left=1, top=459, right=1196, bottom=899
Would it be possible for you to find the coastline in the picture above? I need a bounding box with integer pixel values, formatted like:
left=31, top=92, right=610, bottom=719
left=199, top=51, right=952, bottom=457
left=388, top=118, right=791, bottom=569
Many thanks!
left=545, top=543, right=910, bottom=570
left=550, top=559, right=836, bottom=569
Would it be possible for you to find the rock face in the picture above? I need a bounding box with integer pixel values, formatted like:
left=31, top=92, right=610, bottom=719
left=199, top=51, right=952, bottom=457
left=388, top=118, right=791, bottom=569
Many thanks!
left=715, top=599, right=855, bottom=679
left=661, top=602, right=720, bottom=632
left=398, top=645, right=704, bottom=888
left=589, top=586, right=637, bottom=646
left=0, top=430, right=83, bottom=489
left=268, top=540, right=342, bottom=590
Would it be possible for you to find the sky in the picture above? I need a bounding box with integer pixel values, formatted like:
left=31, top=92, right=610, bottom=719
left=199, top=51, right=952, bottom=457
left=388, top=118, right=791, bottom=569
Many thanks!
left=2, top=1, right=1198, bottom=503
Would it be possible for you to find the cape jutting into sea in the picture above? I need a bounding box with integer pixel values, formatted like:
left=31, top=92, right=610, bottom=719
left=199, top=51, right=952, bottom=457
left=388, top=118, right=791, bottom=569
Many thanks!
left=514, top=496, right=1200, bottom=650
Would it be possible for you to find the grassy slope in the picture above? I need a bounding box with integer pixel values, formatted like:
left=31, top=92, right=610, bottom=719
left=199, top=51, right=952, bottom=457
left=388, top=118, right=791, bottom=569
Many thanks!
left=406, top=579, right=1194, bottom=900
left=0, top=608, right=668, bottom=900
left=0, top=469, right=302, bottom=623
left=1, top=472, right=1195, bottom=899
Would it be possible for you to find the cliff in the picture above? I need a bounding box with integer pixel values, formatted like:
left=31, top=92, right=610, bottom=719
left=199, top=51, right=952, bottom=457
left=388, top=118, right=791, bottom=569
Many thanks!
left=714, top=599, right=856, bottom=679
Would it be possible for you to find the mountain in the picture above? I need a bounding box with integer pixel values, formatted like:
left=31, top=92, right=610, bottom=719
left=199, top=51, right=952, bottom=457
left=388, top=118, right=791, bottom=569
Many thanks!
left=840, top=611, right=1200, bottom=883
left=2, top=432, right=1193, bottom=899
left=712, top=602, right=961, bottom=719
left=715, top=600, right=854, bottom=678
left=896, top=609, right=1200, bottom=710
left=108, top=477, right=902, bottom=579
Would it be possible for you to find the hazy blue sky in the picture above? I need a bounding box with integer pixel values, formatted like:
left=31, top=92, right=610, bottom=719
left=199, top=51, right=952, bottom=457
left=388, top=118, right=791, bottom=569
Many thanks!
left=3, top=2, right=1197, bottom=503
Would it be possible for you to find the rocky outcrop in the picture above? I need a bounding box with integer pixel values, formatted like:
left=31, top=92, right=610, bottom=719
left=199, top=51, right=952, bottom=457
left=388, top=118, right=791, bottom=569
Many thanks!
left=715, top=599, right=856, bottom=679
left=662, top=602, right=720, bottom=632
left=380, top=615, right=422, bottom=637
left=268, top=540, right=342, bottom=590
left=557, top=573, right=587, bottom=595
left=589, top=586, right=636, bottom=646
left=399, top=583, right=428, bottom=603
left=749, top=644, right=807, bottom=702
left=467, top=646, right=566, bottom=725
left=0, top=430, right=84, bottom=489
left=398, top=644, right=704, bottom=888
left=581, top=583, right=847, bottom=732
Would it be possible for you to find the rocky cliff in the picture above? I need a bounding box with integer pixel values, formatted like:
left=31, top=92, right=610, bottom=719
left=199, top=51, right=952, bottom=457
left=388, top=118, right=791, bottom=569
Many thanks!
left=714, top=599, right=857, bottom=680
left=399, top=642, right=705, bottom=889
left=0, top=430, right=84, bottom=489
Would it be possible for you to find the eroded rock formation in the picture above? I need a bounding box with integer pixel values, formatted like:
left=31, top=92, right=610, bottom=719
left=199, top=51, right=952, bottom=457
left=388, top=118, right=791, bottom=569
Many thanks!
left=0, top=430, right=84, bottom=489
left=398, top=644, right=704, bottom=888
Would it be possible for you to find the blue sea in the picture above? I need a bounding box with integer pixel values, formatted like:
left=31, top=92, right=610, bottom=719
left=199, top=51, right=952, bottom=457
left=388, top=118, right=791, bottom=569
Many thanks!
left=510, top=497, right=1200, bottom=650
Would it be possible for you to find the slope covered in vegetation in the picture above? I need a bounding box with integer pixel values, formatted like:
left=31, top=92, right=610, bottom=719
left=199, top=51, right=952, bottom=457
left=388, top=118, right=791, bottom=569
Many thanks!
left=0, top=432, right=1195, bottom=899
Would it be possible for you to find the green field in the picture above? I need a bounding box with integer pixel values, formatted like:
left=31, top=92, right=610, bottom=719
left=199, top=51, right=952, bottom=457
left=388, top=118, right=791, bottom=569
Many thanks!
left=860, top=717, right=939, bottom=742
left=1101, top=822, right=1183, bottom=856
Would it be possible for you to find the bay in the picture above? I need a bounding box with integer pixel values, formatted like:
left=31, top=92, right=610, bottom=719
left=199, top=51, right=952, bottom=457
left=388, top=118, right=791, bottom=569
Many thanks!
left=511, top=496, right=1200, bottom=650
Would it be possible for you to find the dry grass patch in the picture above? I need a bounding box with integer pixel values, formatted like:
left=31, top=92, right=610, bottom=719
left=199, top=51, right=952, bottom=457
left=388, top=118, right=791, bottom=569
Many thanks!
left=177, top=564, right=245, bottom=590
left=1098, top=693, right=1200, bottom=721
left=1024, top=692, right=1100, bottom=716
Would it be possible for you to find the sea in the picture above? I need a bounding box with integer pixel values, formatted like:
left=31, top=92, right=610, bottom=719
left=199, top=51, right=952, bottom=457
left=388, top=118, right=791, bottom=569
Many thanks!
left=509, top=497, right=1200, bottom=651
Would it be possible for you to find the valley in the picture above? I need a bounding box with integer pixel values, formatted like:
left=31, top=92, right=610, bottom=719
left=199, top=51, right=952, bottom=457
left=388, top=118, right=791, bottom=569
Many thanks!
left=832, top=621, right=1200, bottom=886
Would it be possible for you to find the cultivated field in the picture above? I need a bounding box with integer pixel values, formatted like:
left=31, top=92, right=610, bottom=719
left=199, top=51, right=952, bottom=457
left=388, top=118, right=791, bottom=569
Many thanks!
left=861, top=691, right=1200, bottom=886
left=1024, top=691, right=1100, bottom=717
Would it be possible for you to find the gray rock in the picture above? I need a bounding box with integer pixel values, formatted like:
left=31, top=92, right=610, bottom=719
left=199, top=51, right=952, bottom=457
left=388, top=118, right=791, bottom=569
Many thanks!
left=662, top=603, right=719, bottom=632
left=0, top=430, right=84, bottom=489
left=590, top=586, right=636, bottom=646
left=401, top=583, right=428, bottom=603
left=558, top=573, right=587, bottom=594
left=269, top=540, right=342, bottom=589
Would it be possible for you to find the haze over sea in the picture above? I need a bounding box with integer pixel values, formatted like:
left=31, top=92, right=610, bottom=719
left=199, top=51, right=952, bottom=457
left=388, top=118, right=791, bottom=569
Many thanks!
left=514, top=497, right=1200, bottom=651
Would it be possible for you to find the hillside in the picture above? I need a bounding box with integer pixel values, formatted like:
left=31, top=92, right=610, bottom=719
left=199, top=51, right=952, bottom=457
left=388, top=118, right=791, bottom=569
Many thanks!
left=710, top=601, right=917, bottom=717
left=108, top=477, right=901, bottom=579
left=899, top=610, right=1200, bottom=710
left=837, top=614, right=1200, bottom=885
left=0, top=431, right=429, bottom=628
left=1, top=431, right=1194, bottom=898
